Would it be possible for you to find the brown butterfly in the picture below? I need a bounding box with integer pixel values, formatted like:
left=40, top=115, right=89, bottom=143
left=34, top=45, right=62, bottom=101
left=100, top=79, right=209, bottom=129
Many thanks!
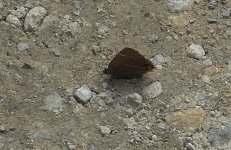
left=103, top=47, right=154, bottom=79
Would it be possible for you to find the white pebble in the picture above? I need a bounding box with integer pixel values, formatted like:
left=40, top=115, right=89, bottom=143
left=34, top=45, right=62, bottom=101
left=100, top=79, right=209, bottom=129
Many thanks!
left=73, top=85, right=92, bottom=104
left=186, top=44, right=205, bottom=59
left=142, top=82, right=163, bottom=99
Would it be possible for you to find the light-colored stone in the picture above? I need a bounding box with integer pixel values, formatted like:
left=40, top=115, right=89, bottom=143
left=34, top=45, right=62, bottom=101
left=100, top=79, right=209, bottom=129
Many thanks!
left=24, top=6, right=47, bottom=31
left=73, top=85, right=92, bottom=104
left=165, top=107, right=206, bottom=132
left=142, top=82, right=162, bottom=99
left=186, top=44, right=205, bottom=59
left=6, top=14, right=22, bottom=27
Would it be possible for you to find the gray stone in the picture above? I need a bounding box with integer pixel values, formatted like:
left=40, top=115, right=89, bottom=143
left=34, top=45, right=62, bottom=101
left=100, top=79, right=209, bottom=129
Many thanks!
left=73, top=85, right=92, bottom=104
left=17, top=42, right=29, bottom=55
left=150, top=54, right=165, bottom=66
left=186, top=143, right=196, bottom=150
left=127, top=93, right=143, bottom=106
left=207, top=126, right=231, bottom=146
left=202, top=59, right=213, bottom=67
left=142, top=82, right=162, bottom=99
left=10, top=6, right=27, bottom=19
left=68, top=143, right=76, bottom=150
left=31, top=130, right=51, bottom=140
left=68, top=22, right=81, bottom=36
left=122, top=117, right=136, bottom=129
left=98, top=125, right=111, bottom=136
left=24, top=6, right=47, bottom=31
left=221, top=8, right=230, bottom=19
left=58, top=128, right=71, bottom=136
left=208, top=0, right=218, bottom=10
left=43, top=92, right=63, bottom=113
left=186, top=44, right=205, bottom=59
left=98, top=26, right=110, bottom=35
left=0, top=125, right=6, bottom=132
left=74, top=0, right=83, bottom=16
left=168, top=0, right=193, bottom=12
left=6, top=14, right=22, bottom=27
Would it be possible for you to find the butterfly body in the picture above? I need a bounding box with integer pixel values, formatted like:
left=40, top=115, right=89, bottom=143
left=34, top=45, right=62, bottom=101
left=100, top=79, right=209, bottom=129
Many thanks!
left=104, top=47, right=154, bottom=79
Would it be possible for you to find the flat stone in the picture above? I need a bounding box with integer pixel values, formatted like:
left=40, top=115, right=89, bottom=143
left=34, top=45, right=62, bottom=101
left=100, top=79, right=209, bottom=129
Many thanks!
left=98, top=125, right=111, bottom=136
left=43, top=92, right=63, bottom=113
left=168, top=0, right=193, bottom=12
left=165, top=107, right=206, bottom=132
left=31, top=130, right=51, bottom=140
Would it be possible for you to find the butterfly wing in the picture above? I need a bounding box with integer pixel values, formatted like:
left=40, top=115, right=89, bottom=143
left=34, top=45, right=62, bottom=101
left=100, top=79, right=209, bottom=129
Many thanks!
left=105, top=47, right=154, bottom=79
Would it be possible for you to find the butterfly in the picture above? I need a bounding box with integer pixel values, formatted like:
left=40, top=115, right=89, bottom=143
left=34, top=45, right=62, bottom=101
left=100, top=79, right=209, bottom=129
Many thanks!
left=103, top=47, right=154, bottom=79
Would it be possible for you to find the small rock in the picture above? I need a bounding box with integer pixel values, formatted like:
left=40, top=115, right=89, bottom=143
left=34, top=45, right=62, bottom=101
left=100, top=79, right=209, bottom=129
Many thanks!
left=68, top=22, right=81, bottom=36
left=202, top=59, right=213, bottom=67
left=31, top=130, right=51, bottom=140
left=122, top=117, right=136, bottom=129
left=6, top=14, right=22, bottom=27
left=167, top=0, right=193, bottom=12
left=58, top=128, right=72, bottom=136
left=208, top=0, right=218, bottom=10
left=127, top=93, right=143, bottom=106
left=142, top=82, right=162, bottom=99
left=207, top=126, right=231, bottom=147
left=43, top=92, right=63, bottom=113
left=186, top=143, right=196, bottom=150
left=17, top=42, right=29, bottom=55
left=0, top=125, right=6, bottom=132
left=73, top=85, right=92, bottom=104
left=10, top=6, right=27, bottom=19
left=221, top=8, right=230, bottom=19
left=186, top=44, right=205, bottom=60
left=98, top=26, right=110, bottom=35
left=150, top=54, right=166, bottom=66
left=165, top=107, right=206, bottom=132
left=68, top=143, right=76, bottom=150
left=204, top=66, right=219, bottom=76
left=98, top=125, right=111, bottom=136
left=24, top=6, right=47, bottom=31
left=74, top=0, right=83, bottom=16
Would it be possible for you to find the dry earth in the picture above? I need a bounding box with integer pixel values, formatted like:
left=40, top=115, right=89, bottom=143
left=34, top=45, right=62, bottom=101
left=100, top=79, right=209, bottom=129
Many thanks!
left=0, top=0, right=231, bottom=150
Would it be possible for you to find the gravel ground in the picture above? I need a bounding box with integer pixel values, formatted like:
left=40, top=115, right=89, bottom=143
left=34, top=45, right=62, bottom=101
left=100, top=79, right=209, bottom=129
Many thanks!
left=0, top=0, right=230, bottom=149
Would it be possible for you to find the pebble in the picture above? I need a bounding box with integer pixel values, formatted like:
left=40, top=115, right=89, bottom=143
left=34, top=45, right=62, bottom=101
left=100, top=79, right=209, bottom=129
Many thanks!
left=207, top=126, right=231, bottom=147
left=203, top=66, right=219, bottom=76
left=142, top=82, right=163, bottom=99
left=221, top=8, right=230, bottom=19
left=186, top=44, right=205, bottom=60
left=17, top=42, right=29, bottom=55
left=98, top=125, right=111, bottom=136
left=68, top=143, right=76, bottom=150
left=150, top=54, right=166, bottom=66
left=165, top=107, right=206, bottom=132
left=43, top=92, right=64, bottom=113
left=74, top=0, right=83, bottom=16
left=31, top=130, right=51, bottom=140
left=208, top=0, right=218, bottom=10
left=122, top=117, right=136, bottom=130
left=73, top=85, right=92, bottom=104
left=58, top=128, right=72, bottom=136
left=6, top=14, right=22, bottom=27
left=24, top=6, right=48, bottom=31
left=127, top=93, right=143, bottom=106
left=167, top=0, right=193, bottom=12
left=10, top=6, right=27, bottom=19
left=0, top=125, right=6, bottom=132
left=185, top=143, right=196, bottom=150
left=202, top=58, right=213, bottom=67
left=68, top=22, right=81, bottom=36
left=98, top=26, right=110, bottom=35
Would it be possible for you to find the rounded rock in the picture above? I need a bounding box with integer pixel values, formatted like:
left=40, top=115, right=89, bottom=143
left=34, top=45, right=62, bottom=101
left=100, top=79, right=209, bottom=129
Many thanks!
left=6, top=14, right=22, bottom=27
left=142, top=82, right=163, bottom=99
left=24, top=6, right=47, bottom=31
left=186, top=44, right=205, bottom=60
left=73, top=85, right=92, bottom=104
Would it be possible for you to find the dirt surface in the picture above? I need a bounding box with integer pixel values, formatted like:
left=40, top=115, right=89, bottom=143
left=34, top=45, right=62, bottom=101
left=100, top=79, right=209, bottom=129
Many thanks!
left=0, top=0, right=231, bottom=149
